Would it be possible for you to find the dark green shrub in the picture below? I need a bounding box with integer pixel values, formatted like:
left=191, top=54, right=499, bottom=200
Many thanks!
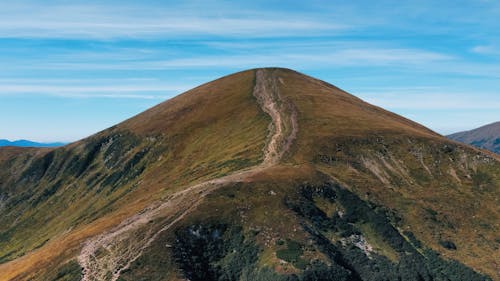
left=173, top=224, right=259, bottom=281
left=287, top=182, right=491, bottom=281
left=439, top=240, right=457, bottom=250
left=276, top=240, right=303, bottom=263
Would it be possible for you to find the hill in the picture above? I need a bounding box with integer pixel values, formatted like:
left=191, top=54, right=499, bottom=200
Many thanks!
left=0, top=139, right=65, bottom=148
left=0, top=68, right=498, bottom=281
left=448, top=122, right=500, bottom=154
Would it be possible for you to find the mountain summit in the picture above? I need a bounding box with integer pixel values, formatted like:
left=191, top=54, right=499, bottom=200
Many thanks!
left=0, top=68, right=498, bottom=281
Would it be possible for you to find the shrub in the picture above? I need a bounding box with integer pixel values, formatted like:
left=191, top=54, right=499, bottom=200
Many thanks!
left=439, top=240, right=457, bottom=250
left=276, top=240, right=303, bottom=262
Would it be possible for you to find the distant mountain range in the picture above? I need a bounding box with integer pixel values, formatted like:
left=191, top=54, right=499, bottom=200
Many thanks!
left=447, top=121, right=500, bottom=154
left=0, top=139, right=66, bottom=148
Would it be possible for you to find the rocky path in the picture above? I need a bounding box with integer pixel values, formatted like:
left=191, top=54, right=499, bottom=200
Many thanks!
left=78, top=69, right=298, bottom=281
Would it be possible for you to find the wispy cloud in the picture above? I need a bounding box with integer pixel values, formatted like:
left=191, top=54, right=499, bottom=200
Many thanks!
left=357, top=90, right=500, bottom=110
left=0, top=82, right=190, bottom=99
left=1, top=1, right=499, bottom=141
left=3, top=47, right=451, bottom=71
left=0, top=2, right=348, bottom=39
left=471, top=45, right=500, bottom=56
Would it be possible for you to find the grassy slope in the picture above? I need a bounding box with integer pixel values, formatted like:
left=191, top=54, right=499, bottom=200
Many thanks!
left=272, top=68, right=499, bottom=277
left=0, top=70, right=269, bottom=280
left=118, top=69, right=499, bottom=280
left=0, top=68, right=498, bottom=280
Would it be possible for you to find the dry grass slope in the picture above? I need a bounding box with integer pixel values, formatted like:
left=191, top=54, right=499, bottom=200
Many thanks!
left=0, top=69, right=269, bottom=280
left=0, top=68, right=498, bottom=281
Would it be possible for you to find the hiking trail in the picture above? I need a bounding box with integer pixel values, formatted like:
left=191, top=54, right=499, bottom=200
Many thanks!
left=78, top=69, right=299, bottom=281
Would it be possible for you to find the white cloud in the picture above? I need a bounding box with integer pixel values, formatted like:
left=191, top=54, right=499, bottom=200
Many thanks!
left=0, top=2, right=348, bottom=39
left=292, top=48, right=453, bottom=65
left=471, top=45, right=499, bottom=55
left=0, top=82, right=190, bottom=99
left=356, top=90, right=500, bottom=110
left=5, top=48, right=451, bottom=71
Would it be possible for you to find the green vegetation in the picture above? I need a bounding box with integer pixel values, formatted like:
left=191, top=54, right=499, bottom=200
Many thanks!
left=120, top=179, right=491, bottom=281
left=276, top=240, right=307, bottom=269
left=51, top=260, right=82, bottom=281
left=173, top=224, right=260, bottom=281
left=0, top=131, right=155, bottom=264
left=472, top=170, right=494, bottom=188
left=285, top=183, right=491, bottom=281
left=439, top=240, right=457, bottom=250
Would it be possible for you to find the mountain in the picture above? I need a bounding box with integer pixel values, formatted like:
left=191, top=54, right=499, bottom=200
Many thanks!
left=0, top=68, right=498, bottom=281
left=0, top=139, right=66, bottom=148
left=447, top=122, right=500, bottom=154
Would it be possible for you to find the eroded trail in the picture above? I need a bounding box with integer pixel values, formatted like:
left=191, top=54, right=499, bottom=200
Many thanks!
left=78, top=69, right=298, bottom=281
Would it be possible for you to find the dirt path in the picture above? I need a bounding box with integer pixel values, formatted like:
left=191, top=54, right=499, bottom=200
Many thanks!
left=78, top=69, right=298, bottom=281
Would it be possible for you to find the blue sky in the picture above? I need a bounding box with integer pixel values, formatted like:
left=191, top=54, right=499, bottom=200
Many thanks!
left=0, top=0, right=499, bottom=142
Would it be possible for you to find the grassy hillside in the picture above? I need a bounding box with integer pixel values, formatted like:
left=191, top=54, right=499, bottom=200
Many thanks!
left=0, top=68, right=498, bottom=281
left=0, top=69, right=269, bottom=280
left=118, top=164, right=496, bottom=281
left=271, top=68, right=500, bottom=276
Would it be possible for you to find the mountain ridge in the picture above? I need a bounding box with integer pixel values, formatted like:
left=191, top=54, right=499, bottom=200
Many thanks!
left=0, top=139, right=65, bottom=148
left=447, top=121, right=500, bottom=154
left=0, top=68, right=498, bottom=281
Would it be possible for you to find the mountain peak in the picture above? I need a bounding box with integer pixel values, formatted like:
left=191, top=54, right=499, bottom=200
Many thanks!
left=118, top=68, right=439, bottom=143
left=0, top=69, right=498, bottom=281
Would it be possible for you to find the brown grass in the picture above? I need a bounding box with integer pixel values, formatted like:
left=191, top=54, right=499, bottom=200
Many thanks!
left=0, top=69, right=269, bottom=280
left=1, top=68, right=498, bottom=280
